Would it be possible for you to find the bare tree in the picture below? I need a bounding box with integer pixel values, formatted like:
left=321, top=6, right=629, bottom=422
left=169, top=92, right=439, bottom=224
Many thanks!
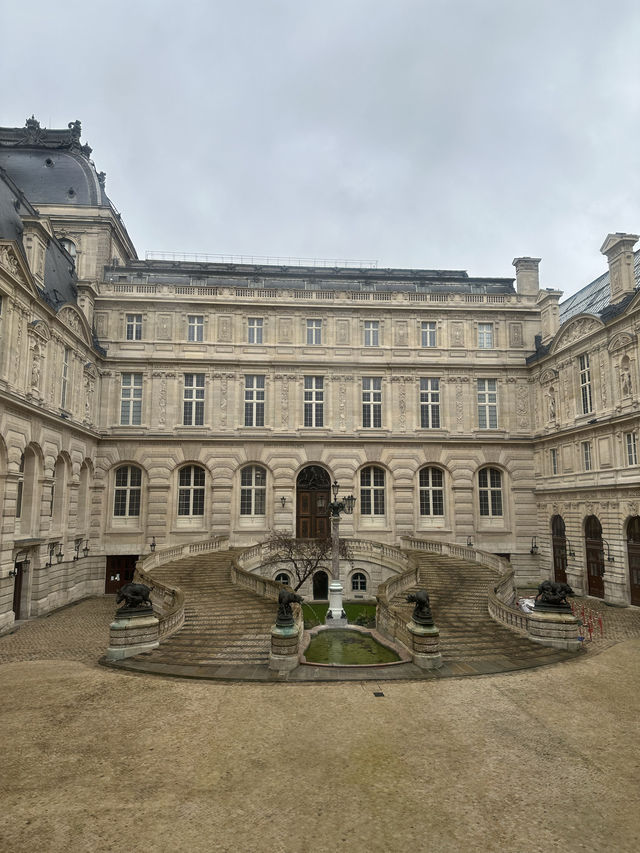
left=259, top=531, right=352, bottom=592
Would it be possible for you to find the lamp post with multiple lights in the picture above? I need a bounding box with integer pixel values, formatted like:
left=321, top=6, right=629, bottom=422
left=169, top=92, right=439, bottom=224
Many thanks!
left=326, top=480, right=355, bottom=621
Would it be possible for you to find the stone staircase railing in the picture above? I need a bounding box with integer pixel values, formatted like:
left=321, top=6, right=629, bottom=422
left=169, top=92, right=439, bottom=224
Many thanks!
left=399, top=536, right=508, bottom=575
left=230, top=558, right=283, bottom=602
left=375, top=553, right=421, bottom=652
left=133, top=563, right=185, bottom=642
left=488, top=568, right=529, bottom=635
left=139, top=536, right=231, bottom=573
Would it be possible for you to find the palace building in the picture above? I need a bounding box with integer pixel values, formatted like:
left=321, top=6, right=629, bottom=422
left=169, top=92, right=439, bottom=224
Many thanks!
left=0, top=117, right=638, bottom=633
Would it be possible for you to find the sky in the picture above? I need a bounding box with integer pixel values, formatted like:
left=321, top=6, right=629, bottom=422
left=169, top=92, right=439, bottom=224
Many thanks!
left=2, top=0, right=640, bottom=297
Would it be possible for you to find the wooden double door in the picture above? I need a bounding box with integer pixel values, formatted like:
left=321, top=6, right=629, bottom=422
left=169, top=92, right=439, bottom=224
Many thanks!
left=585, top=516, right=605, bottom=599
left=296, top=466, right=330, bottom=539
left=12, top=561, right=26, bottom=619
left=628, top=517, right=640, bottom=606
left=551, top=515, right=568, bottom=585
left=104, top=555, right=138, bottom=594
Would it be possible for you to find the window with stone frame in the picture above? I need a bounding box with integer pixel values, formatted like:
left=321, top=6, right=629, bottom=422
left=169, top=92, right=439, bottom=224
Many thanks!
left=363, top=320, right=379, bottom=347
left=477, top=379, right=498, bottom=429
left=360, top=466, right=385, bottom=516
left=126, top=314, right=142, bottom=341
left=177, top=465, right=205, bottom=516
left=478, top=323, right=494, bottom=349
left=183, top=374, right=205, bottom=425
left=303, top=376, right=324, bottom=427
left=306, top=319, right=322, bottom=345
left=362, top=377, right=382, bottom=428
left=419, top=378, right=440, bottom=428
left=244, top=375, right=265, bottom=426
left=625, top=432, right=638, bottom=466
left=247, top=317, right=264, bottom=344
left=187, top=315, right=204, bottom=342
left=581, top=441, right=593, bottom=471
left=419, top=467, right=444, bottom=516
left=478, top=467, right=503, bottom=517
left=351, top=572, right=367, bottom=591
left=240, top=465, right=266, bottom=516
left=120, top=373, right=143, bottom=425
left=113, top=465, right=142, bottom=516
left=579, top=353, right=593, bottom=414
left=61, top=347, right=70, bottom=408
left=550, top=448, right=559, bottom=476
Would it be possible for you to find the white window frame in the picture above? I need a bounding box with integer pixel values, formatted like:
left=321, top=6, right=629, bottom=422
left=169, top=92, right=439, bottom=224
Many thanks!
left=120, top=373, right=143, bottom=425
left=303, top=376, right=324, bottom=427
left=550, top=448, right=558, bottom=476
left=351, top=572, right=367, bottom=592
left=306, top=319, right=322, bottom=345
left=360, top=466, right=385, bottom=516
left=420, top=378, right=440, bottom=428
left=247, top=317, right=263, bottom=344
left=240, top=465, right=266, bottom=516
left=126, top=314, right=142, bottom=341
left=478, top=468, right=503, bottom=517
left=478, top=323, right=494, bottom=349
left=187, top=315, right=204, bottom=342
left=579, top=354, right=593, bottom=414
left=364, top=320, right=379, bottom=347
left=419, top=467, right=444, bottom=516
left=183, top=374, right=205, bottom=426
left=362, top=377, right=382, bottom=428
left=61, top=347, right=70, bottom=408
left=244, top=375, right=265, bottom=427
left=177, top=465, right=205, bottom=516
left=582, top=441, right=592, bottom=471
left=421, top=321, right=436, bottom=348
left=275, top=572, right=292, bottom=586
left=113, top=465, right=142, bottom=517
left=625, top=432, right=638, bottom=466
left=477, top=379, right=498, bottom=429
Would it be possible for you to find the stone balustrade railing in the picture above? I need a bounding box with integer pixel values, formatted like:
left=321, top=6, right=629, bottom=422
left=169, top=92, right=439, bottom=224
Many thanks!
left=399, top=536, right=509, bottom=575
left=133, top=563, right=185, bottom=641
left=488, top=569, right=529, bottom=635
left=374, top=552, right=421, bottom=653
left=230, top=558, right=283, bottom=602
left=139, top=536, right=230, bottom=572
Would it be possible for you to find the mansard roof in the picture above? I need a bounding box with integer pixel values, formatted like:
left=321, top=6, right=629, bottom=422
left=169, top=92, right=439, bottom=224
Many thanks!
left=559, top=248, right=640, bottom=322
left=0, top=117, right=108, bottom=207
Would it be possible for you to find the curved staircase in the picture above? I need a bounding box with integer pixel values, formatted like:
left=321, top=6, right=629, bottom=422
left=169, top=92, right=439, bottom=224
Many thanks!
left=138, top=551, right=275, bottom=666
left=391, top=550, right=563, bottom=665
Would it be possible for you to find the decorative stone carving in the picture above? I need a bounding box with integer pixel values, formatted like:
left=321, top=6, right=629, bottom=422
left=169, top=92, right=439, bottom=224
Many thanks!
left=554, top=317, right=601, bottom=351
left=517, top=384, right=528, bottom=429
left=157, top=314, right=172, bottom=340
left=394, top=321, right=408, bottom=347
left=0, top=245, right=25, bottom=283
left=509, top=322, right=523, bottom=347
left=336, top=319, right=350, bottom=345
left=30, top=344, right=41, bottom=389
left=451, top=322, right=464, bottom=347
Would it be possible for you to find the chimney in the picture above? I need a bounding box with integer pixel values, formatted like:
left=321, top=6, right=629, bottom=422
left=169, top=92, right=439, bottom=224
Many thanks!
left=537, top=289, right=562, bottom=346
left=513, top=257, right=541, bottom=296
left=600, top=233, right=639, bottom=303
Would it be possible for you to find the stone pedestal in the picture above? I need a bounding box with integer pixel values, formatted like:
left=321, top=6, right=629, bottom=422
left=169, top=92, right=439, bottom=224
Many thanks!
left=269, top=624, right=300, bottom=672
left=106, top=607, right=159, bottom=660
left=407, top=620, right=442, bottom=669
left=527, top=609, right=581, bottom=651
left=326, top=581, right=346, bottom=621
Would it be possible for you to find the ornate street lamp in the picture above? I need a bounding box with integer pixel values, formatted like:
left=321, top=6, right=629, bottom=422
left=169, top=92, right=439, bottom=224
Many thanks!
left=326, top=480, right=356, bottom=622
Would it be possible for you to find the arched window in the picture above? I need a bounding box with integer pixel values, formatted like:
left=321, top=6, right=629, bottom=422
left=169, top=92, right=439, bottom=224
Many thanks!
left=240, top=465, right=266, bottom=516
left=178, top=465, right=205, bottom=516
left=419, top=467, right=444, bottom=516
left=360, top=466, right=385, bottom=516
left=114, top=465, right=141, bottom=516
left=478, top=468, right=503, bottom=517
left=351, top=572, right=367, bottom=591
left=275, top=572, right=291, bottom=586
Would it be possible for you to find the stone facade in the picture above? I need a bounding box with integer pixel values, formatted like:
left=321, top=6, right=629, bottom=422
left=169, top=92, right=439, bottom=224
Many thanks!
left=0, top=118, right=639, bottom=633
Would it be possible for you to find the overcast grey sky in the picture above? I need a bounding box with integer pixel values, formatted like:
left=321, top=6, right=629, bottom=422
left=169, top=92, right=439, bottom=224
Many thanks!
left=3, top=0, right=640, bottom=295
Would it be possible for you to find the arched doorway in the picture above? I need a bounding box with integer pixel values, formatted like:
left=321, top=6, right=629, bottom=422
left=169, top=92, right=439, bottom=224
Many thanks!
left=551, top=515, right=568, bottom=585
left=627, top=516, right=640, bottom=606
left=312, top=570, right=329, bottom=600
left=585, top=515, right=605, bottom=598
left=296, top=465, right=330, bottom=538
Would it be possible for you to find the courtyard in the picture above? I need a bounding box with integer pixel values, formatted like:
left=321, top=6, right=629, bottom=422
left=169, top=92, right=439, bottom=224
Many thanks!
left=1, top=598, right=638, bottom=852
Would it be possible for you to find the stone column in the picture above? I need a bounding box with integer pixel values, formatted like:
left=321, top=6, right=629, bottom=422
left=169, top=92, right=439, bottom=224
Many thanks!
left=407, top=620, right=443, bottom=670
left=527, top=609, right=581, bottom=651
left=106, top=607, right=159, bottom=660
left=268, top=623, right=300, bottom=672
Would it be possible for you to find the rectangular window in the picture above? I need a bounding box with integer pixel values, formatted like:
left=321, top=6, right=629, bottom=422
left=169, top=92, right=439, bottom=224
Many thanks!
left=126, top=314, right=142, bottom=341
left=183, top=374, right=205, bottom=425
left=420, top=378, right=440, bottom=428
left=419, top=468, right=444, bottom=516
left=478, top=323, right=494, bottom=349
left=625, top=432, right=638, bottom=466
left=579, top=354, right=593, bottom=414
left=247, top=317, right=263, bottom=344
left=550, top=448, right=558, bottom=476
left=306, top=319, right=322, bottom=345
left=187, top=315, right=204, bottom=342
left=244, top=375, right=265, bottom=426
left=364, top=320, right=379, bottom=347
left=303, top=376, right=324, bottom=427
left=477, top=379, right=498, bottom=429
left=582, top=441, right=592, bottom=471
left=61, top=347, right=70, bottom=408
left=120, top=373, right=143, bottom=425
left=421, top=321, right=436, bottom=348
left=362, top=377, right=382, bottom=428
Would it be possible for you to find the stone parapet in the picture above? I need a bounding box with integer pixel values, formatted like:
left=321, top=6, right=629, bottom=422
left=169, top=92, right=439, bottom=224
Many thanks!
left=106, top=607, right=160, bottom=660
left=407, top=620, right=442, bottom=669
left=527, top=609, right=581, bottom=651
left=268, top=604, right=303, bottom=672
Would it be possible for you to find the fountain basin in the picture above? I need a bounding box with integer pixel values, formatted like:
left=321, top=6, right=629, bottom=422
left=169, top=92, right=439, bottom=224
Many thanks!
left=301, top=625, right=409, bottom=667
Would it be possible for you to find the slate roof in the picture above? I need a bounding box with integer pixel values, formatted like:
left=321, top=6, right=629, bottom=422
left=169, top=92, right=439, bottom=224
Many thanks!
left=559, top=249, right=640, bottom=322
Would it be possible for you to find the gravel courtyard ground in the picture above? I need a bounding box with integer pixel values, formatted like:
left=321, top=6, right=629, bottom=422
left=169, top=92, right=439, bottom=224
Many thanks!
left=0, top=597, right=638, bottom=853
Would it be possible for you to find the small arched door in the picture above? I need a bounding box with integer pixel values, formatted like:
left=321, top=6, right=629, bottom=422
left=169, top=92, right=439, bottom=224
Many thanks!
left=627, top=516, right=640, bottom=606
left=551, top=515, right=568, bottom=585
left=312, top=570, right=329, bottom=600
left=296, top=466, right=330, bottom=538
left=585, top=515, right=605, bottom=598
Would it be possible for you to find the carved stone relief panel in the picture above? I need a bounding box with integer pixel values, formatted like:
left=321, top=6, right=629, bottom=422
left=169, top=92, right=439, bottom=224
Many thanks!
left=218, top=315, right=233, bottom=342
left=157, top=314, right=172, bottom=340
left=509, top=322, right=523, bottom=347
left=451, top=322, right=465, bottom=348
left=394, top=320, right=409, bottom=347
left=278, top=317, right=293, bottom=343
left=336, top=319, right=350, bottom=346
